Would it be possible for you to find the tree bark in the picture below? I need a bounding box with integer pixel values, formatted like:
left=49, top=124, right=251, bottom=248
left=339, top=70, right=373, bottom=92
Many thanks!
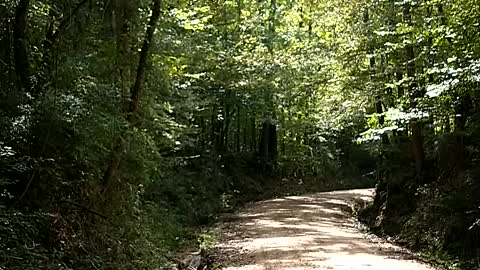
left=243, top=111, right=248, bottom=152
left=211, top=105, right=217, bottom=146
left=128, top=0, right=161, bottom=119
left=4, top=11, right=14, bottom=84
left=259, top=123, right=269, bottom=159
left=453, top=94, right=471, bottom=170
left=267, top=0, right=276, bottom=52
left=103, top=0, right=162, bottom=188
left=251, top=116, right=256, bottom=152
left=222, top=91, right=231, bottom=152
left=366, top=7, right=388, bottom=144
left=113, top=0, right=133, bottom=108
left=13, top=0, right=31, bottom=93
left=403, top=2, right=425, bottom=178
left=259, top=122, right=277, bottom=161
left=236, top=106, right=241, bottom=152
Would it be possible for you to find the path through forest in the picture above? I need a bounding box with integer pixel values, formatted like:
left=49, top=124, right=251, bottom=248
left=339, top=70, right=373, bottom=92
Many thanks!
left=214, top=189, right=436, bottom=270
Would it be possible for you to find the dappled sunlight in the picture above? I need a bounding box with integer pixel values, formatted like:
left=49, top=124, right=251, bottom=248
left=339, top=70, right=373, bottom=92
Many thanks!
left=217, top=189, right=436, bottom=270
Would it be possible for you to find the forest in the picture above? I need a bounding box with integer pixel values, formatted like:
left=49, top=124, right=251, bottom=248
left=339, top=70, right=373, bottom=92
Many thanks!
left=0, top=0, right=479, bottom=269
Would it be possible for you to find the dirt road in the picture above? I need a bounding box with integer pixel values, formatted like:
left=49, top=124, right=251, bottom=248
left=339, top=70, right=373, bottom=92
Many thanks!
left=215, top=189, right=436, bottom=270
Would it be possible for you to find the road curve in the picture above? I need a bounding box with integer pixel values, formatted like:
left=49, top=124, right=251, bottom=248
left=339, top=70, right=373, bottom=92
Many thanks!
left=214, top=189, right=436, bottom=270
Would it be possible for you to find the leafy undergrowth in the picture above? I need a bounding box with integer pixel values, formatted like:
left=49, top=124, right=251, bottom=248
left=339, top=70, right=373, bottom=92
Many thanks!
left=1, top=152, right=374, bottom=270
left=358, top=168, right=480, bottom=270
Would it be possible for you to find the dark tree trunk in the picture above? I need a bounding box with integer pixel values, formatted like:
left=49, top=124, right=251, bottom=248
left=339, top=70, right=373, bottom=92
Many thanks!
left=4, top=11, right=14, bottom=84
left=211, top=105, right=216, bottom=146
left=453, top=94, right=472, bottom=169
left=259, top=123, right=269, bottom=159
left=103, top=0, right=162, bottom=188
left=236, top=106, right=241, bottom=152
left=243, top=112, right=248, bottom=152
left=13, top=0, right=31, bottom=93
left=270, top=123, right=278, bottom=160
left=251, top=116, right=256, bottom=152
left=222, top=93, right=231, bottom=152
left=127, top=0, right=161, bottom=119
left=403, top=2, right=425, bottom=179
left=425, top=1, right=435, bottom=84
left=365, top=8, right=388, bottom=145
left=267, top=0, right=276, bottom=52
left=281, top=122, right=285, bottom=155
left=375, top=96, right=389, bottom=144
left=396, top=72, right=404, bottom=98
left=259, top=122, right=277, bottom=161
left=113, top=0, right=133, bottom=108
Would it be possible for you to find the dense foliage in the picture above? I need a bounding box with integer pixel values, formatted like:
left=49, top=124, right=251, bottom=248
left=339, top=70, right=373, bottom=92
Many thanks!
left=351, top=0, right=480, bottom=268
left=0, top=0, right=479, bottom=269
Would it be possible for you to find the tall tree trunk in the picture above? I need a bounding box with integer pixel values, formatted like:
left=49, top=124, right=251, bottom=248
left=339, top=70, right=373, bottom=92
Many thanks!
left=365, top=7, right=389, bottom=144
left=251, top=116, right=256, bottom=152
left=5, top=12, right=14, bottom=84
left=403, top=2, right=425, bottom=178
left=396, top=71, right=404, bottom=98
left=127, top=0, right=161, bottom=119
left=259, top=122, right=277, bottom=162
left=113, top=0, right=133, bottom=109
left=426, top=3, right=435, bottom=84
left=103, top=0, right=162, bottom=188
left=259, top=123, right=270, bottom=159
left=221, top=91, right=232, bottom=152
left=243, top=112, right=248, bottom=152
left=198, top=116, right=205, bottom=149
left=236, top=106, right=241, bottom=152
left=453, top=94, right=471, bottom=170
left=281, top=117, right=285, bottom=155
left=211, top=105, right=216, bottom=146
left=13, top=0, right=31, bottom=94
left=270, top=123, right=278, bottom=160
left=267, top=0, right=276, bottom=52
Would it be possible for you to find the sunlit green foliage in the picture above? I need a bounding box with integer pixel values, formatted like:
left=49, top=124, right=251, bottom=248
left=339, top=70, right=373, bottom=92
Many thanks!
left=1, top=0, right=480, bottom=268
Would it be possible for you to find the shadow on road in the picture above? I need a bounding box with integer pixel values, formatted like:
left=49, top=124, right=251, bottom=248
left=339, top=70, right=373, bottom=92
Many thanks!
left=216, top=189, right=435, bottom=270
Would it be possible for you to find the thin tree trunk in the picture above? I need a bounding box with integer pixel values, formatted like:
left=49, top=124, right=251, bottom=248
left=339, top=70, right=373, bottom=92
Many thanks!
left=13, top=0, right=31, bottom=93
left=251, top=116, right=256, bottom=152
left=259, top=122, right=270, bottom=159
left=425, top=2, right=434, bottom=83
left=267, top=0, right=276, bottom=52
left=236, top=106, right=241, bottom=152
left=396, top=72, right=404, bottom=98
left=269, top=123, right=277, bottom=160
left=281, top=117, right=285, bottom=155
left=453, top=94, right=471, bottom=170
left=243, top=112, right=247, bottom=152
left=365, top=7, right=388, bottom=144
left=103, top=0, right=162, bottom=188
left=222, top=92, right=231, bottom=152
left=403, top=2, right=425, bottom=178
left=211, top=105, right=216, bottom=146
left=259, top=122, right=277, bottom=161
left=113, top=0, right=132, bottom=108
left=127, top=0, right=161, bottom=119
left=5, top=14, right=14, bottom=84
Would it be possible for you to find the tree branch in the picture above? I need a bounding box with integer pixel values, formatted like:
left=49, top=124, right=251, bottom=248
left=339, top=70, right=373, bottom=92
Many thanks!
left=45, top=0, right=89, bottom=49
left=60, top=200, right=118, bottom=227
